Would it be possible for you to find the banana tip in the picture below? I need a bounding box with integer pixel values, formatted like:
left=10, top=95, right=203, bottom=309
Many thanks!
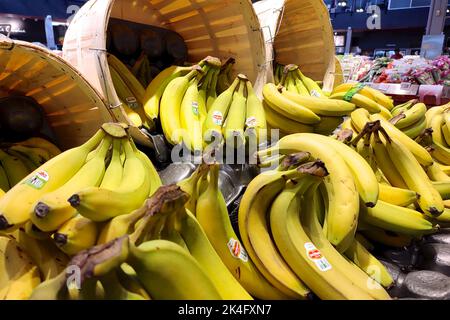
left=53, top=233, right=68, bottom=246
left=68, top=194, right=81, bottom=208
left=0, top=215, right=13, bottom=230
left=365, top=202, right=376, bottom=208
left=34, top=202, right=50, bottom=219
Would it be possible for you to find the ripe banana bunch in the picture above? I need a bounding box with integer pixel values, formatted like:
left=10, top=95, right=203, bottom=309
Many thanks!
left=264, top=64, right=354, bottom=136
left=258, top=132, right=379, bottom=252
left=0, top=137, right=60, bottom=191
left=239, top=160, right=390, bottom=299
left=108, top=53, right=154, bottom=132
left=330, top=83, right=393, bottom=114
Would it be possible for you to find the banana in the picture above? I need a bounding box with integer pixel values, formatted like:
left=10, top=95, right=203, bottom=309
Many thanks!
left=282, top=90, right=356, bottom=116
left=0, top=236, right=40, bottom=299
left=0, top=149, right=29, bottom=187
left=207, top=68, right=219, bottom=110
left=370, top=133, right=408, bottom=188
left=296, top=69, right=324, bottom=97
left=442, top=121, right=450, bottom=146
left=362, top=226, right=413, bottom=248
left=223, top=77, right=247, bottom=148
left=432, top=181, right=450, bottom=199
left=0, top=129, right=105, bottom=232
left=426, top=162, right=450, bottom=182
left=258, top=134, right=360, bottom=251
left=329, top=92, right=382, bottom=113
left=28, top=270, right=69, bottom=300
left=263, top=102, right=314, bottom=134
left=8, top=145, right=50, bottom=167
left=143, top=65, right=192, bottom=121
left=391, top=99, right=417, bottom=116
left=70, top=138, right=150, bottom=222
left=378, top=105, right=392, bottom=120
left=30, top=136, right=111, bottom=232
left=285, top=72, right=299, bottom=93
left=196, top=164, right=290, bottom=299
left=350, top=108, right=371, bottom=132
left=177, top=164, right=209, bottom=214
left=385, top=138, right=444, bottom=217
left=127, top=240, right=222, bottom=300
left=401, top=116, right=427, bottom=139
left=97, top=205, right=146, bottom=245
left=15, top=137, right=61, bottom=158
left=429, top=140, right=450, bottom=165
left=180, top=77, right=203, bottom=153
left=160, top=67, right=201, bottom=145
left=101, top=139, right=123, bottom=189
left=52, top=215, right=98, bottom=255
left=245, top=80, right=267, bottom=142
left=291, top=71, right=310, bottom=96
left=121, top=102, right=142, bottom=128
left=393, top=103, right=427, bottom=129
left=344, top=238, right=394, bottom=288
left=116, top=263, right=151, bottom=299
left=333, top=83, right=394, bottom=110
left=238, top=168, right=311, bottom=299
left=430, top=113, right=446, bottom=146
left=269, top=165, right=373, bottom=300
left=371, top=113, right=434, bottom=167
left=173, top=207, right=253, bottom=300
left=108, top=54, right=145, bottom=103
left=6, top=149, right=38, bottom=172
left=313, top=134, right=379, bottom=207
left=0, top=164, right=9, bottom=191
left=99, top=270, right=145, bottom=300
left=263, top=83, right=321, bottom=124
left=301, top=187, right=390, bottom=300
left=378, top=184, right=417, bottom=207
left=360, top=200, right=437, bottom=236
left=199, top=67, right=213, bottom=117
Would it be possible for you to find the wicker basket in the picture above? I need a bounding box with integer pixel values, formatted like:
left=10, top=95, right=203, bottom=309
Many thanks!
left=0, top=36, right=114, bottom=150
left=255, top=0, right=335, bottom=86
left=62, top=0, right=268, bottom=147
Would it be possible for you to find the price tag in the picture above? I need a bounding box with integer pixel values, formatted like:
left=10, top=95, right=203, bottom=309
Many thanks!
left=377, top=84, right=389, bottom=92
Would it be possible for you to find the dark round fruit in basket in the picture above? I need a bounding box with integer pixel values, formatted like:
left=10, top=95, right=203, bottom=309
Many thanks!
left=110, top=24, right=139, bottom=56
left=165, top=32, right=187, bottom=62
left=148, top=64, right=161, bottom=79
left=0, top=96, right=44, bottom=139
left=140, top=29, right=165, bottom=59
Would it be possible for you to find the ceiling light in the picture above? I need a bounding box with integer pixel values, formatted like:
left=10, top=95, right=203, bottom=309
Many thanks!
left=356, top=8, right=364, bottom=13
left=338, top=1, right=347, bottom=7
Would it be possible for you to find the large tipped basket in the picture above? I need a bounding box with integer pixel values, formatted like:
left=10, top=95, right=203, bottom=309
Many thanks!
left=0, top=36, right=114, bottom=150
left=63, top=0, right=268, bottom=147
left=254, top=0, right=335, bottom=90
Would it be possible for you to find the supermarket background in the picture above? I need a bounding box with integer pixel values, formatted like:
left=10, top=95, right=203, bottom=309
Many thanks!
left=2, top=0, right=450, bottom=103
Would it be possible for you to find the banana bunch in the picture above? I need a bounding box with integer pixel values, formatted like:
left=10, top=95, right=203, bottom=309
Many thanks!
left=0, top=137, right=61, bottom=192
left=216, top=58, right=235, bottom=94
left=108, top=53, right=155, bottom=131
left=264, top=65, right=356, bottom=136
left=239, top=159, right=391, bottom=300
left=330, top=83, right=394, bottom=116
left=388, top=99, right=427, bottom=139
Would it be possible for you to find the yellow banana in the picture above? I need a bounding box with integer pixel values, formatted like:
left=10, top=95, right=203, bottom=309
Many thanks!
left=360, top=200, right=437, bottom=236
left=223, top=78, right=247, bottom=148
left=263, top=102, right=314, bottom=134
left=52, top=214, right=98, bottom=255
left=180, top=77, right=203, bottom=153
left=314, top=116, right=344, bottom=135
left=0, top=129, right=105, bottom=232
left=143, top=65, right=192, bottom=121
left=30, top=136, right=111, bottom=232
left=0, top=149, right=29, bottom=187
left=426, top=162, right=450, bottom=182
left=238, top=168, right=311, bottom=299
left=333, top=83, right=394, bottom=110
left=329, top=92, right=382, bottom=113
left=282, top=90, right=355, bottom=116
left=401, top=116, right=427, bottom=139
left=378, top=184, right=417, bottom=207
left=128, top=240, right=222, bottom=300
left=269, top=166, right=373, bottom=300
left=263, top=83, right=321, bottom=124
left=203, top=77, right=240, bottom=144
left=362, top=226, right=413, bottom=248
left=385, top=138, right=443, bottom=217
left=15, top=137, right=61, bottom=158
left=196, top=164, right=291, bottom=299
left=344, top=238, right=394, bottom=288
left=245, top=80, right=267, bottom=142
left=393, top=103, right=427, bottom=129
left=297, top=69, right=325, bottom=97
left=160, top=68, right=200, bottom=145
left=70, top=138, right=150, bottom=222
